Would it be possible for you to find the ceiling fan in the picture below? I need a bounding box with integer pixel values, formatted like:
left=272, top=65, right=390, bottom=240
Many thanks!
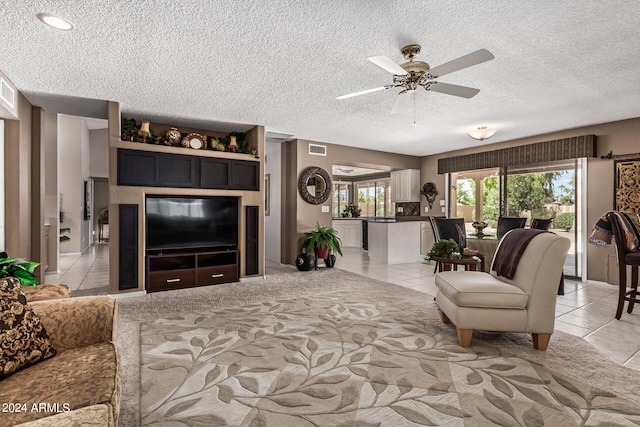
left=337, top=44, right=494, bottom=115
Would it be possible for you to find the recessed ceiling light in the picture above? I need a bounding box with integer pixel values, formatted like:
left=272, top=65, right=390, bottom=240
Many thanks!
left=36, top=13, right=74, bottom=31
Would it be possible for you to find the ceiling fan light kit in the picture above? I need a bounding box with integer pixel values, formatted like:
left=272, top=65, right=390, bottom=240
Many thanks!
left=337, top=43, right=495, bottom=116
left=468, top=126, right=497, bottom=141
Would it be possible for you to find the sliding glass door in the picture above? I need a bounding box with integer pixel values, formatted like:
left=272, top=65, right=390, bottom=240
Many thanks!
left=452, top=160, right=582, bottom=278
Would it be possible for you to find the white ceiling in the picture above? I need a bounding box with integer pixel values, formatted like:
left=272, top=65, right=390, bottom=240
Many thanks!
left=1, top=1, right=639, bottom=156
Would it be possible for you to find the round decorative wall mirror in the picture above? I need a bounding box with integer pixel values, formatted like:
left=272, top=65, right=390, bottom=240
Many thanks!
left=298, top=166, right=332, bottom=205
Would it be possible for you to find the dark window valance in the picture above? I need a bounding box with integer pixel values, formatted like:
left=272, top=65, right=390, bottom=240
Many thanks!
left=438, top=134, right=597, bottom=174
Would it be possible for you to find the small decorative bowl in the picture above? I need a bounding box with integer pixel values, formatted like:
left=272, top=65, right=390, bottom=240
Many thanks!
left=462, top=248, right=479, bottom=256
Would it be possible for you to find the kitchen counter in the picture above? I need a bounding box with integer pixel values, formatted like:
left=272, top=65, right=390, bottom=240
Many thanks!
left=332, top=216, right=429, bottom=222
left=394, top=215, right=432, bottom=222
left=367, top=220, right=426, bottom=264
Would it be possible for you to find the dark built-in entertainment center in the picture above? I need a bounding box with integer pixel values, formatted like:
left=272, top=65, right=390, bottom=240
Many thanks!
left=145, top=196, right=240, bottom=292
left=109, top=106, right=264, bottom=295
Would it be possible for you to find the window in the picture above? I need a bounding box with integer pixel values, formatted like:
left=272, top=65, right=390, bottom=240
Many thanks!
left=355, top=178, right=394, bottom=218
left=332, top=182, right=350, bottom=217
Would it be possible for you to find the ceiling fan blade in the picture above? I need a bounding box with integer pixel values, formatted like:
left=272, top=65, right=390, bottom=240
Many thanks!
left=427, top=48, right=494, bottom=78
left=336, top=86, right=387, bottom=100
left=390, top=90, right=414, bottom=115
left=427, top=82, right=480, bottom=98
left=367, top=56, right=408, bottom=75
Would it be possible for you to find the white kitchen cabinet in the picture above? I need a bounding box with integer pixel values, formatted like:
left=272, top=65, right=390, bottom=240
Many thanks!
left=332, top=219, right=362, bottom=248
left=390, top=169, right=420, bottom=202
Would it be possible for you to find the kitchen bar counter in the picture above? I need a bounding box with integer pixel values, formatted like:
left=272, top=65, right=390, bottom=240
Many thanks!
left=332, top=216, right=429, bottom=222
left=367, top=220, right=426, bottom=264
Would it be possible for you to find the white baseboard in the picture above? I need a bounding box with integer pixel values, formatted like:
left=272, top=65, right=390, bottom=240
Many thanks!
left=240, top=275, right=266, bottom=282
left=108, top=290, right=147, bottom=299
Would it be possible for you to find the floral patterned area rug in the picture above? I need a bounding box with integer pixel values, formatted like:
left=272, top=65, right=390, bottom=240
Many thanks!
left=140, top=290, right=640, bottom=426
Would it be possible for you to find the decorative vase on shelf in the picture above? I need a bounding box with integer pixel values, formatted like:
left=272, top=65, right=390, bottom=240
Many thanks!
left=165, top=127, right=181, bottom=146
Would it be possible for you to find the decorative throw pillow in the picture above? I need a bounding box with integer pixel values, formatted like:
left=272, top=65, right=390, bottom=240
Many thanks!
left=0, top=277, right=56, bottom=379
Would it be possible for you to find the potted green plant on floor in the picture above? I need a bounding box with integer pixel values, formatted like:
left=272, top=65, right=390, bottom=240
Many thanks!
left=301, top=222, right=343, bottom=268
left=0, top=252, right=40, bottom=285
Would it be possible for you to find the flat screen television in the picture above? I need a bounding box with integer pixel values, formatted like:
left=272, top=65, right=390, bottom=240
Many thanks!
left=146, top=196, right=238, bottom=253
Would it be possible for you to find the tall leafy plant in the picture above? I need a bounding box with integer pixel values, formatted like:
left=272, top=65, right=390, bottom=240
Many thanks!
left=0, top=252, right=40, bottom=285
left=301, top=223, right=343, bottom=257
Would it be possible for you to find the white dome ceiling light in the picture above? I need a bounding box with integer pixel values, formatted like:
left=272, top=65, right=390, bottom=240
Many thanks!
left=36, top=13, right=74, bottom=31
left=468, top=126, right=497, bottom=141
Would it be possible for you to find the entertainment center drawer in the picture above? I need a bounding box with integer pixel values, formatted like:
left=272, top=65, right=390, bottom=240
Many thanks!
left=147, top=269, right=196, bottom=292
left=197, top=265, right=239, bottom=286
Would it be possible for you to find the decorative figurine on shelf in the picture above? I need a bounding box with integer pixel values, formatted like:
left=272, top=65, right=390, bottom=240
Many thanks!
left=165, top=127, right=181, bottom=146
left=421, top=182, right=438, bottom=209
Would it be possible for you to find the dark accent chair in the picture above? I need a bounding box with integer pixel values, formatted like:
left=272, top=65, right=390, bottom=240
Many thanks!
left=531, top=218, right=553, bottom=231
left=607, top=211, right=640, bottom=319
left=497, top=216, right=527, bottom=239
left=430, top=217, right=466, bottom=248
left=430, top=217, right=484, bottom=272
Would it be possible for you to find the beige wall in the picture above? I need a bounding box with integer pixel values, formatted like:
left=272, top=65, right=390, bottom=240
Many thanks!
left=419, top=117, right=640, bottom=283
left=264, top=141, right=282, bottom=262
left=58, top=114, right=91, bottom=254
left=4, top=92, right=32, bottom=259
left=282, top=139, right=422, bottom=264
left=43, top=112, right=58, bottom=272
left=89, top=128, right=109, bottom=178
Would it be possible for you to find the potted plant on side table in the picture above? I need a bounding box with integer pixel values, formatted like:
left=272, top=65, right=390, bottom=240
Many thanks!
left=426, top=239, right=460, bottom=261
left=301, top=222, right=343, bottom=269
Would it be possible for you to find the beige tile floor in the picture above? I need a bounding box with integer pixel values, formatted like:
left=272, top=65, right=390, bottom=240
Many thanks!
left=45, top=243, right=110, bottom=298
left=47, top=244, right=640, bottom=371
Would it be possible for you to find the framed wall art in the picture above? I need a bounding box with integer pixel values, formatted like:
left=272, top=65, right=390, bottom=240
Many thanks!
left=614, top=158, right=640, bottom=228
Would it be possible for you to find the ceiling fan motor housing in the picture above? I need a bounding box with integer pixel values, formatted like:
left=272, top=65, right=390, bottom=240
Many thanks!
left=397, top=46, right=432, bottom=90
left=400, top=60, right=430, bottom=74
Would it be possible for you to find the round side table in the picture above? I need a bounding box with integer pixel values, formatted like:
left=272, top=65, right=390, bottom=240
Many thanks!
left=432, top=256, right=483, bottom=272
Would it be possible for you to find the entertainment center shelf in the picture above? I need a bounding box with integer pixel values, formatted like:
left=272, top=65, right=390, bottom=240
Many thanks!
left=146, top=250, right=239, bottom=293
left=112, top=139, right=260, bottom=160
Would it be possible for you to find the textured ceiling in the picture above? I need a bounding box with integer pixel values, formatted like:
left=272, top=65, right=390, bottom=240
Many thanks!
left=1, top=1, right=639, bottom=156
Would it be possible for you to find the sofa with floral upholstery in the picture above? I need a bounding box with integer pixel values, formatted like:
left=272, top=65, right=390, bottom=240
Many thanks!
left=0, top=277, right=120, bottom=426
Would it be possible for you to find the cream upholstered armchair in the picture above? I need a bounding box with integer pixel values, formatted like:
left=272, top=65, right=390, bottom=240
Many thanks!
left=435, top=229, right=570, bottom=350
